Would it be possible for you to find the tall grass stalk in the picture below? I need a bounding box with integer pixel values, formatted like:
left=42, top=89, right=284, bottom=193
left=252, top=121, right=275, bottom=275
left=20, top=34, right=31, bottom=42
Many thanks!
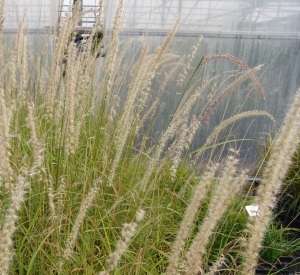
left=241, top=89, right=300, bottom=274
left=0, top=2, right=298, bottom=274
left=61, top=178, right=101, bottom=263
left=166, top=164, right=217, bottom=274
left=99, top=209, right=145, bottom=275
left=0, top=88, right=13, bottom=189
left=0, top=173, right=29, bottom=275
left=184, top=156, right=247, bottom=274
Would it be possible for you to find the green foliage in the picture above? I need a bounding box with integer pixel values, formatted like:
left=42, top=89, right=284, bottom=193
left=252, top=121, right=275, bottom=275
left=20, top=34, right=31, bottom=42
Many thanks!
left=282, top=143, right=300, bottom=218
left=260, top=223, right=300, bottom=263
left=0, top=4, right=297, bottom=274
left=206, top=197, right=249, bottom=267
left=261, top=138, right=300, bottom=228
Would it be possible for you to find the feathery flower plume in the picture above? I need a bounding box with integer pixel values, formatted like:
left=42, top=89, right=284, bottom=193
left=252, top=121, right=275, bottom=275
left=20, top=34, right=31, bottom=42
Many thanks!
left=28, top=141, right=45, bottom=178
left=0, top=173, right=29, bottom=275
left=114, top=43, right=148, bottom=140
left=177, top=75, right=218, bottom=124
left=170, top=121, right=189, bottom=181
left=98, top=0, right=104, bottom=29
left=184, top=157, right=246, bottom=274
left=134, top=98, right=159, bottom=137
left=166, top=164, right=217, bottom=275
left=157, top=53, right=181, bottom=71
left=106, top=39, right=134, bottom=97
left=0, top=88, right=13, bottom=190
left=134, top=15, right=180, bottom=119
left=9, top=57, right=17, bottom=93
left=65, top=42, right=78, bottom=155
left=140, top=76, right=213, bottom=191
left=15, top=20, right=24, bottom=69
left=201, top=54, right=265, bottom=98
left=200, top=66, right=263, bottom=125
left=104, top=0, right=124, bottom=107
left=19, top=30, right=27, bottom=102
left=108, top=45, right=148, bottom=186
left=241, top=89, right=300, bottom=274
left=99, top=209, right=145, bottom=275
left=159, top=62, right=181, bottom=93
left=26, top=101, right=45, bottom=178
left=206, top=254, right=227, bottom=275
left=69, top=45, right=86, bottom=146
left=47, top=176, right=56, bottom=222
left=56, top=176, right=67, bottom=225
left=170, top=115, right=200, bottom=180
left=140, top=76, right=212, bottom=191
left=62, top=178, right=101, bottom=261
left=196, top=111, right=275, bottom=159
left=26, top=101, right=38, bottom=145
left=46, top=2, right=78, bottom=116
left=177, top=35, right=203, bottom=86
left=0, top=0, right=5, bottom=31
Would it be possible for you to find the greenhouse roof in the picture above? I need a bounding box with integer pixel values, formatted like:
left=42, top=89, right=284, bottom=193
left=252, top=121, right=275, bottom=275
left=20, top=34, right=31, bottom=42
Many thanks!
left=104, top=0, right=300, bottom=38
left=2, top=0, right=300, bottom=38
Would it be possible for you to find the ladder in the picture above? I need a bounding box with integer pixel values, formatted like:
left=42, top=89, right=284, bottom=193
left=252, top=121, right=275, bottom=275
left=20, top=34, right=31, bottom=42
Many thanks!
left=58, top=0, right=103, bottom=36
left=58, top=1, right=104, bottom=57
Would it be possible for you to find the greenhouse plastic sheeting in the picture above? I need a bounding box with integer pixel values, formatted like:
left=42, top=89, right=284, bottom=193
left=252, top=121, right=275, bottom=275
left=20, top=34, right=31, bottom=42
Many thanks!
left=105, top=0, right=300, bottom=36
left=4, top=0, right=59, bottom=30
left=104, top=0, right=300, bottom=168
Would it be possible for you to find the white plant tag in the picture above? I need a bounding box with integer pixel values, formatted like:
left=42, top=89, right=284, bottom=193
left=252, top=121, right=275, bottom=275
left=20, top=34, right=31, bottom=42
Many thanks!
left=245, top=205, right=259, bottom=217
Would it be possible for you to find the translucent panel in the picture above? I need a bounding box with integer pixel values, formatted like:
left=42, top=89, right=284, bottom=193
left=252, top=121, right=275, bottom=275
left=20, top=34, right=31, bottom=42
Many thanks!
left=4, top=0, right=59, bottom=30
left=105, top=0, right=300, bottom=35
left=3, top=1, right=59, bottom=66
left=103, top=0, right=300, bottom=168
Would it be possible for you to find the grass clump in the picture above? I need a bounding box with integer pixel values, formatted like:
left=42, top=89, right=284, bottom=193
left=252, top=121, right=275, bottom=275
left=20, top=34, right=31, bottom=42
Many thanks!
left=0, top=1, right=299, bottom=274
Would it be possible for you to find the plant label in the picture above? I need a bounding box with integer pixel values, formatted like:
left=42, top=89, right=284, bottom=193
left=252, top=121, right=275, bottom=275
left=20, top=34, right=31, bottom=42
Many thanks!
left=245, top=205, right=259, bottom=217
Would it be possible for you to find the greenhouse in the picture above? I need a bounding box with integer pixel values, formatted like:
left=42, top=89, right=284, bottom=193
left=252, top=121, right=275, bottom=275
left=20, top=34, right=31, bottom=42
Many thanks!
left=0, top=0, right=300, bottom=274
